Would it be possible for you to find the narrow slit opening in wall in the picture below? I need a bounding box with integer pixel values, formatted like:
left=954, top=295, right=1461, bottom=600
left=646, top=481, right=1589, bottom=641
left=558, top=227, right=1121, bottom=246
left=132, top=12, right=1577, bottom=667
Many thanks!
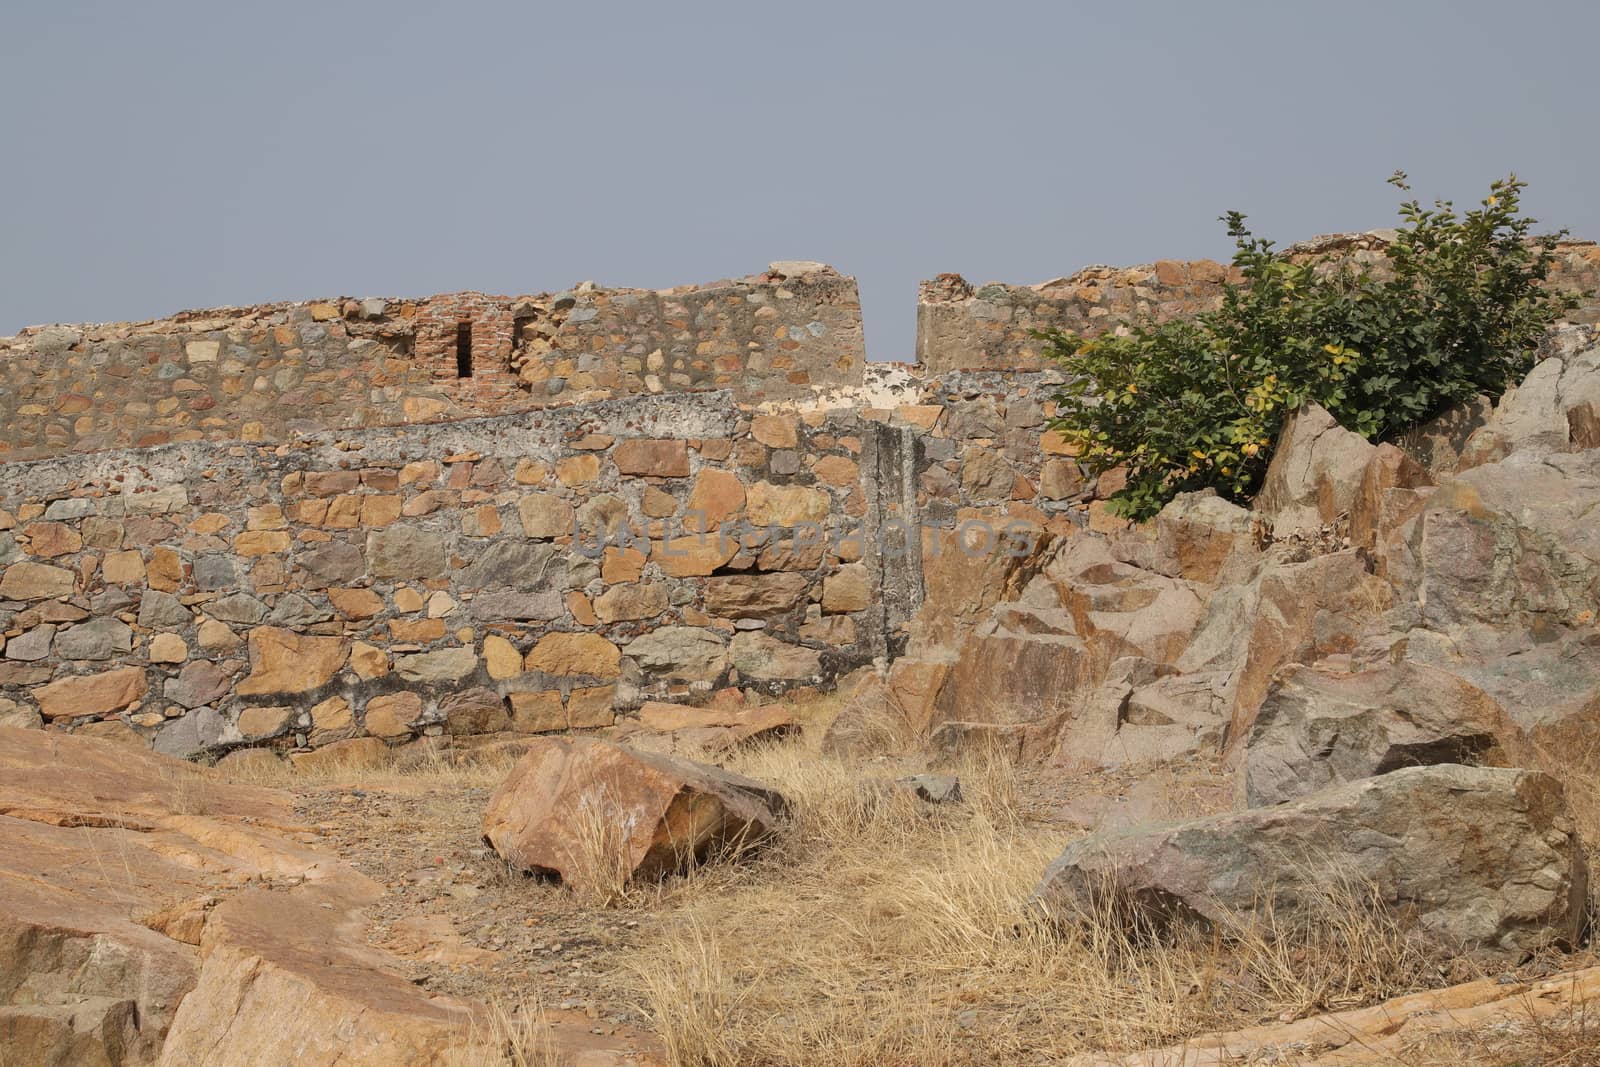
left=455, top=322, right=473, bottom=378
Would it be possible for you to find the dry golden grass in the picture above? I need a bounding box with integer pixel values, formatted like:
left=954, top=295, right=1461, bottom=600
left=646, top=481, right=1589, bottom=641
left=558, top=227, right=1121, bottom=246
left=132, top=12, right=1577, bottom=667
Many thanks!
left=621, top=733, right=1455, bottom=1067
left=456, top=995, right=563, bottom=1067
left=220, top=697, right=1594, bottom=1065
left=1394, top=996, right=1600, bottom=1066
left=215, top=739, right=524, bottom=792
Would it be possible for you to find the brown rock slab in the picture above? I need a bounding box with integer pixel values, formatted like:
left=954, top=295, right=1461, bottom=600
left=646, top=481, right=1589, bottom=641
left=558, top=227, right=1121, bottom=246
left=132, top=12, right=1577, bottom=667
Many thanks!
left=703, top=572, right=809, bottom=619
left=0, top=561, right=75, bottom=600
left=482, top=736, right=786, bottom=891
left=237, top=628, right=348, bottom=696
left=32, top=666, right=148, bottom=720
left=613, top=439, right=691, bottom=477
left=686, top=469, right=746, bottom=526
left=746, top=482, right=829, bottom=527
left=364, top=692, right=422, bottom=739
left=524, top=632, right=621, bottom=678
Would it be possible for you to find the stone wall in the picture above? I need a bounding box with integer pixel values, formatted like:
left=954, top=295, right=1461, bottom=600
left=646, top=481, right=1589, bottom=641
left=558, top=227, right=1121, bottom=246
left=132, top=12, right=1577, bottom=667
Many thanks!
left=0, top=263, right=865, bottom=464
left=0, top=393, right=899, bottom=756
left=916, top=235, right=1600, bottom=373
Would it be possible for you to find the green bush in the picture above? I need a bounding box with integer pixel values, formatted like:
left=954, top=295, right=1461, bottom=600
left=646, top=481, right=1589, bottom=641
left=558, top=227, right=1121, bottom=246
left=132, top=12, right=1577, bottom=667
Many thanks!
left=1040, top=174, right=1582, bottom=521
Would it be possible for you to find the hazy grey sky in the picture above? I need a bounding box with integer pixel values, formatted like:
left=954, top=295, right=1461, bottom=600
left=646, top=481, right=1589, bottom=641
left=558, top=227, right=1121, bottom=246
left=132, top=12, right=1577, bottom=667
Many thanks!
left=3, top=1, right=1596, bottom=360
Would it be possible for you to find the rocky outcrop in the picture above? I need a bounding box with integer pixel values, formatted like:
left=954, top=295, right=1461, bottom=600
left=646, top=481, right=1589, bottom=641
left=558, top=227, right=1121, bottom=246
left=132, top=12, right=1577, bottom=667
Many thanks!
left=481, top=737, right=787, bottom=891
left=1034, top=765, right=1588, bottom=960
left=1239, top=662, right=1507, bottom=807
left=1254, top=403, right=1377, bottom=538
left=0, top=725, right=668, bottom=1066
left=0, top=727, right=513, bottom=1066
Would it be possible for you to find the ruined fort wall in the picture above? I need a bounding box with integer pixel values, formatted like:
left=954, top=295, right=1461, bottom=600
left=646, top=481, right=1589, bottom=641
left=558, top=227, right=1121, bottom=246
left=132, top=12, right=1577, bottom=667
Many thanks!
left=0, top=264, right=865, bottom=464
left=0, top=393, right=902, bottom=754
left=915, top=236, right=1600, bottom=373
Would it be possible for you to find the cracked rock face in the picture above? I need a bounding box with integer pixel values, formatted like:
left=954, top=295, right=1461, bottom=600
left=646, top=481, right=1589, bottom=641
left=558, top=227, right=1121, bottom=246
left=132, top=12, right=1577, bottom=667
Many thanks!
left=1034, top=764, right=1589, bottom=961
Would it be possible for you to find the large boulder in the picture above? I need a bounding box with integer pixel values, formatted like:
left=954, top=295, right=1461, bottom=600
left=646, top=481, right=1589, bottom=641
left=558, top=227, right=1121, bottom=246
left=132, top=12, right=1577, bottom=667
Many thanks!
left=481, top=736, right=786, bottom=891
left=1239, top=662, right=1508, bottom=807
left=1456, top=324, right=1600, bottom=468
left=1254, top=402, right=1377, bottom=538
left=1396, top=449, right=1600, bottom=633
left=1175, top=547, right=1391, bottom=749
left=1034, top=764, right=1587, bottom=960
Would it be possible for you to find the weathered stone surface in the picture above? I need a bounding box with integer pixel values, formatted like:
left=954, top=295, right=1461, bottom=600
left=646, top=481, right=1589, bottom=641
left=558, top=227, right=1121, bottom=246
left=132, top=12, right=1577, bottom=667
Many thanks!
left=32, top=666, right=148, bottom=719
left=745, top=482, right=829, bottom=527
left=1455, top=326, right=1600, bottom=467
left=327, top=586, right=384, bottom=619
left=686, top=469, right=745, bottom=525
left=960, top=447, right=1016, bottom=500
left=364, top=692, right=422, bottom=739
left=612, top=438, right=690, bottom=477
left=507, top=690, right=567, bottom=733
left=0, top=728, right=290, bottom=1066
left=624, top=626, right=728, bottom=682
left=1348, top=442, right=1434, bottom=563
left=0, top=696, right=42, bottom=729
left=517, top=492, right=575, bottom=539
left=148, top=632, right=188, bottom=663
left=1402, top=449, right=1600, bottom=633
left=821, top=562, right=871, bottom=614
left=138, top=589, right=192, bottom=629
left=749, top=414, right=798, bottom=449
left=524, top=632, right=621, bottom=678
left=703, top=573, right=809, bottom=620
left=1241, top=662, right=1507, bottom=808
left=24, top=521, right=82, bottom=558
left=1254, top=402, right=1377, bottom=537
left=440, top=687, right=510, bottom=735
left=296, top=540, right=366, bottom=586
left=0, top=561, right=75, bottom=600
left=165, top=659, right=233, bottom=709
left=4, top=624, right=55, bottom=661
left=237, top=704, right=292, bottom=740
left=236, top=628, right=348, bottom=696
left=308, top=695, right=354, bottom=745
left=458, top=540, right=562, bottom=591
left=1152, top=490, right=1256, bottom=584
left=207, top=592, right=268, bottom=625
left=192, top=553, right=238, bottom=591
left=468, top=587, right=565, bottom=621
left=365, top=528, right=444, bottom=580
left=594, top=582, right=669, bottom=622
left=394, top=647, right=479, bottom=685
left=268, top=591, right=331, bottom=627
left=650, top=533, right=738, bottom=577
left=153, top=704, right=229, bottom=758
left=728, top=631, right=822, bottom=681
left=1175, top=547, right=1389, bottom=748
left=1035, top=765, right=1587, bottom=960
left=482, top=736, right=786, bottom=891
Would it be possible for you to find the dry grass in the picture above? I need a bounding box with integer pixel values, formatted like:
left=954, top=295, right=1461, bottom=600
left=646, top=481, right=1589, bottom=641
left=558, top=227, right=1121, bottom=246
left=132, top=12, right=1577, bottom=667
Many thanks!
left=225, top=699, right=1593, bottom=1065
left=1395, top=995, right=1600, bottom=1066
left=460, top=996, right=563, bottom=1067
left=622, top=733, right=1453, bottom=1067
left=215, top=740, right=524, bottom=792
